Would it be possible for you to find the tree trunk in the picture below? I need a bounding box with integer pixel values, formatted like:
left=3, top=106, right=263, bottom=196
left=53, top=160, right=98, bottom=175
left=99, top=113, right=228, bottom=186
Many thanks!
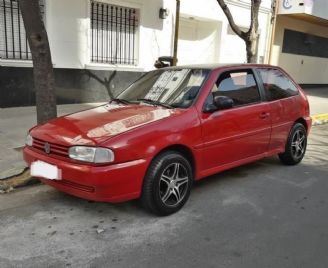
left=245, top=37, right=258, bottom=63
left=19, top=0, right=57, bottom=124
left=217, top=0, right=261, bottom=63
left=246, top=0, right=261, bottom=63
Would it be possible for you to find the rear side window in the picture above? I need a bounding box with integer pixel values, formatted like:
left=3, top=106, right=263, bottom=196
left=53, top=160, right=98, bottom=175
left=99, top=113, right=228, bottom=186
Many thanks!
left=212, top=70, right=261, bottom=106
left=257, top=68, right=299, bottom=101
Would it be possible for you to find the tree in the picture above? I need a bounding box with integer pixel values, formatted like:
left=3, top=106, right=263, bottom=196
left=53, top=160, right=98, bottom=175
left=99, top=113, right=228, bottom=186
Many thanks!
left=217, top=0, right=261, bottom=63
left=19, top=0, right=57, bottom=124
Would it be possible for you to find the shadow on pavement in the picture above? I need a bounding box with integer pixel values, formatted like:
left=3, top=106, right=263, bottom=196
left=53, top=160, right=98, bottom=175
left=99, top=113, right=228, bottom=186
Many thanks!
left=303, top=87, right=328, bottom=99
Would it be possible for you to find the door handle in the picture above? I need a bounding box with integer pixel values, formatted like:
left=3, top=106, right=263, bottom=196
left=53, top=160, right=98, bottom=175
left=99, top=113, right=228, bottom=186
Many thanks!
left=259, top=112, right=270, bottom=119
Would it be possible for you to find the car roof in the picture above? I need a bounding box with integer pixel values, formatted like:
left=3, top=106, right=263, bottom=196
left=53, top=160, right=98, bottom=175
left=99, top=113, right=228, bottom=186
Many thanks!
left=161, top=63, right=277, bottom=71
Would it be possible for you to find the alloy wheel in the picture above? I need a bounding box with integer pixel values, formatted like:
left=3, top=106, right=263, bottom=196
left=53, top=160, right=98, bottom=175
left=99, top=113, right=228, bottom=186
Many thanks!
left=159, top=162, right=189, bottom=207
left=291, top=129, right=306, bottom=159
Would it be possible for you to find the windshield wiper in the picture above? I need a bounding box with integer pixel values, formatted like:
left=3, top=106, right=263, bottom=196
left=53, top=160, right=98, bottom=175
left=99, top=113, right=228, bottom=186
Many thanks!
left=137, top=98, right=173, bottom=109
left=110, top=98, right=132, bottom=105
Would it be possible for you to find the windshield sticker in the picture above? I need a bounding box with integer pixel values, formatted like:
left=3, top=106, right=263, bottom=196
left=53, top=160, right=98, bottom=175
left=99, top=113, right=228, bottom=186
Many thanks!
left=145, top=69, right=190, bottom=101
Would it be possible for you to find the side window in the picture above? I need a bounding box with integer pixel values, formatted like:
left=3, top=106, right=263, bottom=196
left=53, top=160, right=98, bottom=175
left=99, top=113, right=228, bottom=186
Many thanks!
left=257, top=68, right=299, bottom=101
left=212, top=70, right=261, bottom=106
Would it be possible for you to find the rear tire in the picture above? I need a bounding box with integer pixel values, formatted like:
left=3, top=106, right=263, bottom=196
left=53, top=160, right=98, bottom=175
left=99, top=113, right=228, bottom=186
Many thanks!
left=141, top=151, right=193, bottom=216
left=279, top=123, right=307, bottom=165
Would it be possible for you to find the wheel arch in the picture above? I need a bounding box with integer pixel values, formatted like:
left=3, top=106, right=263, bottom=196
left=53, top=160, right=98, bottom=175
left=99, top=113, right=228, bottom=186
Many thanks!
left=295, top=117, right=308, bottom=132
left=153, top=144, right=196, bottom=179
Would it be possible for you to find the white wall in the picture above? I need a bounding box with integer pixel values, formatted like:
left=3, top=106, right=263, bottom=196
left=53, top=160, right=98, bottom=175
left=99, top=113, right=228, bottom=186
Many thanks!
left=1, top=0, right=272, bottom=70
left=177, top=18, right=221, bottom=65
left=179, top=0, right=272, bottom=64
left=46, top=0, right=171, bottom=71
left=138, top=0, right=175, bottom=71
left=46, top=0, right=89, bottom=69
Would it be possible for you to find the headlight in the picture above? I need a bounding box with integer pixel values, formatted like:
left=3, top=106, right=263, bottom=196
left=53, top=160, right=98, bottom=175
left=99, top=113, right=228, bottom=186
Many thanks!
left=25, top=133, right=33, bottom=146
left=68, top=146, right=115, bottom=163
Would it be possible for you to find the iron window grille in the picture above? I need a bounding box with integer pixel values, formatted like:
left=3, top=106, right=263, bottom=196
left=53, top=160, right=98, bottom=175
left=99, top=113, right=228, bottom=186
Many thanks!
left=90, top=0, right=139, bottom=65
left=0, top=0, right=45, bottom=60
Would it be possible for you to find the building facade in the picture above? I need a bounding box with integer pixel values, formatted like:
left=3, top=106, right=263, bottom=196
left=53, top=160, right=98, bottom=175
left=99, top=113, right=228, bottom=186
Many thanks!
left=0, top=0, right=272, bottom=107
left=270, top=0, right=328, bottom=85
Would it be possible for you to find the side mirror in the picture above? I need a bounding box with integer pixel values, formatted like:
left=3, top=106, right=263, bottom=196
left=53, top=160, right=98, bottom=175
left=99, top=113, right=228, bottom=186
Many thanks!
left=213, top=95, right=234, bottom=110
left=203, top=95, right=234, bottom=113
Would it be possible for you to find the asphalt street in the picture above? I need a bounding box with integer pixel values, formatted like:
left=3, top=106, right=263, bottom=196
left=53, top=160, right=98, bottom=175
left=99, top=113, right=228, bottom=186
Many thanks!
left=0, top=124, right=327, bottom=268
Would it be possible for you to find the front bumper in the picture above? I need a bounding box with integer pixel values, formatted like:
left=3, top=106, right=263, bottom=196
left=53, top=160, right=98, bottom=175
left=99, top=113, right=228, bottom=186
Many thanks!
left=23, top=146, right=150, bottom=203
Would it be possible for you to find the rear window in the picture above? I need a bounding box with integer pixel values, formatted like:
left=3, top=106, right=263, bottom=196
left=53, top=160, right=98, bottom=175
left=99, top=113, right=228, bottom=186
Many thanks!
left=257, top=68, right=299, bottom=101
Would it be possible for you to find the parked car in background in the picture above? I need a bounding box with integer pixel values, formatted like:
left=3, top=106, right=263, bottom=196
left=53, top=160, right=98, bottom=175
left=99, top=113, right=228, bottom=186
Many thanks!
left=23, top=64, right=311, bottom=215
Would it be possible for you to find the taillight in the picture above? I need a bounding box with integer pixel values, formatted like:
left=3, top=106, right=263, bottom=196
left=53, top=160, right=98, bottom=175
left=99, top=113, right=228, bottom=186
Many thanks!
left=305, top=101, right=310, bottom=115
left=298, top=86, right=310, bottom=115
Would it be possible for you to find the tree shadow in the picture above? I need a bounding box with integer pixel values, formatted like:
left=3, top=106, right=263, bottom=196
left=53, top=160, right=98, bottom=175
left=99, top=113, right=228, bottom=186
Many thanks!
left=83, top=70, right=117, bottom=100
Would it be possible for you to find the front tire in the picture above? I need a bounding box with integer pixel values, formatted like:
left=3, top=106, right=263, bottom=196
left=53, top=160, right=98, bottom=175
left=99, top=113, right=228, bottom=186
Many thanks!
left=141, top=151, right=193, bottom=216
left=279, top=123, right=307, bottom=165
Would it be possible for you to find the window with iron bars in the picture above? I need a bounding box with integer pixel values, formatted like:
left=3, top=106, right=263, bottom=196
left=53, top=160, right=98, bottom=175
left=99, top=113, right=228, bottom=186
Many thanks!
left=91, top=1, right=139, bottom=65
left=0, top=0, right=45, bottom=60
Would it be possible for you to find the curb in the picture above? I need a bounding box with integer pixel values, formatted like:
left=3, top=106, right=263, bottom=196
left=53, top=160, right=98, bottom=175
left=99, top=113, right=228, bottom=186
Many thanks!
left=311, top=113, right=328, bottom=126
left=0, top=168, right=39, bottom=193
left=0, top=166, right=26, bottom=180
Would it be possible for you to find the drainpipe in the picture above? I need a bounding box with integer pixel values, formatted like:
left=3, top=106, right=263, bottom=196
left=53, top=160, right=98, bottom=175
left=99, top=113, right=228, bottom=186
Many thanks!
left=268, top=0, right=278, bottom=64
left=172, top=0, right=180, bottom=66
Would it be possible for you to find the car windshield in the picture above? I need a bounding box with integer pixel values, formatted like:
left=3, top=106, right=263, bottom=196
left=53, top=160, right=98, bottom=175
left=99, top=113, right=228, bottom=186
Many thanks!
left=117, top=68, right=210, bottom=108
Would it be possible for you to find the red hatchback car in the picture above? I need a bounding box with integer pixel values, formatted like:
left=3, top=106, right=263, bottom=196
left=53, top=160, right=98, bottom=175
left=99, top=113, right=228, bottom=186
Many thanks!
left=23, top=64, right=311, bottom=215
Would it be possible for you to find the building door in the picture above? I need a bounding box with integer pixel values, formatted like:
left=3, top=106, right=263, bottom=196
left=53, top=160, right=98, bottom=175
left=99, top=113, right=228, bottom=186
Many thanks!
left=178, top=18, right=220, bottom=65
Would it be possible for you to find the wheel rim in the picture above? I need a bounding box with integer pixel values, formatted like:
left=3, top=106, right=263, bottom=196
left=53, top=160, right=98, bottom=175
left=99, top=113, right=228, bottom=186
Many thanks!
left=159, top=162, right=189, bottom=207
left=291, top=129, right=306, bottom=159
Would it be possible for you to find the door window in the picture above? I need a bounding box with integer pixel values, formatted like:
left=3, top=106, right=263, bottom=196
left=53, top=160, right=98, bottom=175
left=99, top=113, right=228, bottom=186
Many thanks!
left=205, top=69, right=261, bottom=109
left=257, top=68, right=299, bottom=101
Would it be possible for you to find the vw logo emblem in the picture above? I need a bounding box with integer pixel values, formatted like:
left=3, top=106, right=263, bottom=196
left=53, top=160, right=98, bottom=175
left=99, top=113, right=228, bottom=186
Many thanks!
left=44, top=142, right=51, bottom=154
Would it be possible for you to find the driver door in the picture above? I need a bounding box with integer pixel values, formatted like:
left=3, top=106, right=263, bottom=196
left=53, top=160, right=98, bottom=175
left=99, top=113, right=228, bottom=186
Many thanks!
left=200, top=69, right=271, bottom=172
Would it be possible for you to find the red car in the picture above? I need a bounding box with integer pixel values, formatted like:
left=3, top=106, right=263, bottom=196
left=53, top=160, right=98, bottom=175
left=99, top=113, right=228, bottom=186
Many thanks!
left=23, top=64, right=311, bottom=215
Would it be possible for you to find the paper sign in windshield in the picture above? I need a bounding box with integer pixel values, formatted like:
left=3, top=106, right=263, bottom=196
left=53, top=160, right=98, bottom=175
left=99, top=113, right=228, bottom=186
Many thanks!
left=145, top=69, right=190, bottom=101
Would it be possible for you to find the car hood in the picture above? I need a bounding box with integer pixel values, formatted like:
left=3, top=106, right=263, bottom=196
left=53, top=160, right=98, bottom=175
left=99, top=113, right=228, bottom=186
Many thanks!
left=31, top=103, right=182, bottom=146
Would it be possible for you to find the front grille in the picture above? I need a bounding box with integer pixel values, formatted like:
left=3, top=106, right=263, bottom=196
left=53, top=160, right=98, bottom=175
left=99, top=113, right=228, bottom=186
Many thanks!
left=32, top=137, right=69, bottom=157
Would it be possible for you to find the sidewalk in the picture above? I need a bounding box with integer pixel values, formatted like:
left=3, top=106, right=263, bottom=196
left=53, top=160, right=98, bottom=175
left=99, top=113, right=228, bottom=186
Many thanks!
left=303, top=87, right=328, bottom=125
left=0, top=87, right=328, bottom=180
left=303, top=86, right=328, bottom=115
left=0, top=103, right=105, bottom=179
